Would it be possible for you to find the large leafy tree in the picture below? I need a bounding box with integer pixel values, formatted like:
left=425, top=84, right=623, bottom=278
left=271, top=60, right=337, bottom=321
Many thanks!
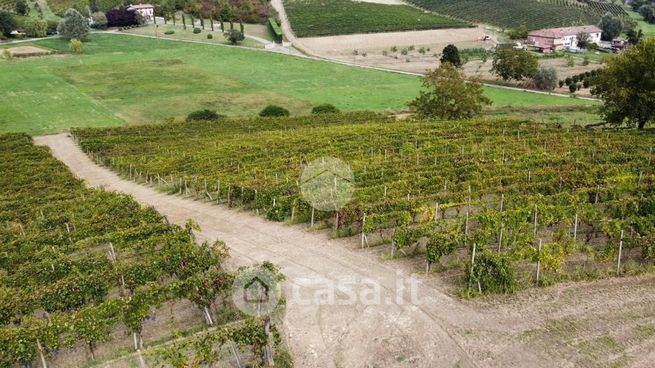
left=0, top=11, right=16, bottom=37
left=598, top=12, right=623, bottom=41
left=591, top=38, right=655, bottom=129
left=491, top=47, right=539, bottom=81
left=57, top=8, right=89, bottom=40
left=409, top=63, right=491, bottom=120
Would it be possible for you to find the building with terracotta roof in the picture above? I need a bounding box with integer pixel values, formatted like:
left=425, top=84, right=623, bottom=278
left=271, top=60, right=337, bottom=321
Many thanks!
left=127, top=4, right=154, bottom=22
left=527, top=25, right=602, bottom=52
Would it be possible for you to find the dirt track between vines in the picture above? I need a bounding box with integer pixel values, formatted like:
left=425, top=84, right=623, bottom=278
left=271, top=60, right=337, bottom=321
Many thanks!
left=35, top=133, right=655, bottom=368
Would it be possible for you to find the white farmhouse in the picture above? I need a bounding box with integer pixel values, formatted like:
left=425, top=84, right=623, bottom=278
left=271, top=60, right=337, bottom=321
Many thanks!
left=127, top=4, right=154, bottom=23
left=527, top=25, right=602, bottom=52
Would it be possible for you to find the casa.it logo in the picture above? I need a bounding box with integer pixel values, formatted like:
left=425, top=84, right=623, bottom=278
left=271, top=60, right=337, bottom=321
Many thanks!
left=299, top=156, right=354, bottom=212
left=232, top=266, right=282, bottom=317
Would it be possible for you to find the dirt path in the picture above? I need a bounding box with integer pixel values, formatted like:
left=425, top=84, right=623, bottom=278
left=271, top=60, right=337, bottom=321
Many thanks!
left=35, top=134, right=486, bottom=367
left=34, top=134, right=655, bottom=368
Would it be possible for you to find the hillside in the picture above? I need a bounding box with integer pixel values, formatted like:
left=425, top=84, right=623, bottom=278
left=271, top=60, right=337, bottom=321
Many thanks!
left=405, top=0, right=624, bottom=30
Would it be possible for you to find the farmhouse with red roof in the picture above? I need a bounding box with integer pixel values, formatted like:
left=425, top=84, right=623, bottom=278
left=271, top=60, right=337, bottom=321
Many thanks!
left=527, top=25, right=602, bottom=52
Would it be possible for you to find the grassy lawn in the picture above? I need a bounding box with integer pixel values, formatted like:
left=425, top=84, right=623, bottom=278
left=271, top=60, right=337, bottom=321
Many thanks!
left=121, top=24, right=265, bottom=49
left=0, top=33, right=595, bottom=135
left=284, top=0, right=470, bottom=37
left=626, top=9, right=655, bottom=38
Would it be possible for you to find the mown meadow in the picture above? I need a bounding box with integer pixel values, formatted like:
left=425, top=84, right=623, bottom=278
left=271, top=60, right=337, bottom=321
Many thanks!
left=0, top=33, right=594, bottom=135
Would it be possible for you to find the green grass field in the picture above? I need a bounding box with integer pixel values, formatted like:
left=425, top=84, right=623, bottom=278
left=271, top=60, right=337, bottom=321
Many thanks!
left=284, top=0, right=470, bottom=37
left=0, top=33, right=595, bottom=135
left=122, top=24, right=266, bottom=49
left=626, top=8, right=655, bottom=38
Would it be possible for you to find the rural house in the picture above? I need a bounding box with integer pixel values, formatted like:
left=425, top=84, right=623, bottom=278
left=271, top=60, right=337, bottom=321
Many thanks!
left=127, top=4, right=154, bottom=22
left=527, top=25, right=602, bottom=52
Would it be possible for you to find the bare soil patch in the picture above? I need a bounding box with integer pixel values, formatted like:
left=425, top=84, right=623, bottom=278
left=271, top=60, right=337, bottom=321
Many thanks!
left=300, top=26, right=490, bottom=56
left=5, top=46, right=53, bottom=57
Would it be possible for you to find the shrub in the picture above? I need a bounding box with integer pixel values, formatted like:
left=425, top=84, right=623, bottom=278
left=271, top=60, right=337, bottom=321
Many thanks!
left=440, top=44, right=461, bottom=67
left=193, top=27, right=201, bottom=34
left=90, top=12, right=108, bottom=30
left=164, top=30, right=174, bottom=35
left=186, top=109, right=223, bottom=122
left=207, top=33, right=213, bottom=39
left=15, top=0, right=28, bottom=15
left=558, top=80, right=564, bottom=88
left=400, top=48, right=408, bottom=55
left=69, top=38, right=83, bottom=54
left=466, top=251, right=516, bottom=294
left=311, top=104, right=340, bottom=114
left=582, top=56, right=590, bottom=66
left=259, top=105, right=290, bottom=117
left=564, top=77, right=572, bottom=85
left=24, top=18, right=48, bottom=37
left=565, top=54, right=575, bottom=67
left=390, top=45, right=397, bottom=52
left=532, top=66, right=558, bottom=91
left=583, top=79, right=590, bottom=88
left=2, top=48, right=12, bottom=60
left=224, top=29, right=244, bottom=45
left=57, top=9, right=89, bottom=40
left=569, top=83, right=577, bottom=93
left=46, top=20, right=58, bottom=35
left=106, top=8, right=138, bottom=27
left=507, top=25, right=529, bottom=40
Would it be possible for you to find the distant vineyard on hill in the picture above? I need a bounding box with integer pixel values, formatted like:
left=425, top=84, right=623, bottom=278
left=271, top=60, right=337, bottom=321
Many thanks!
left=0, top=0, right=15, bottom=12
left=284, top=0, right=471, bottom=37
left=405, top=0, right=623, bottom=30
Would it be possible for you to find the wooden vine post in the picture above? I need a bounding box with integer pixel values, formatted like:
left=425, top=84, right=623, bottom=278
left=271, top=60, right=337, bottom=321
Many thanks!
left=573, top=213, right=578, bottom=241
left=536, top=239, right=543, bottom=284
left=468, top=243, right=477, bottom=292
left=36, top=338, right=48, bottom=368
left=263, top=317, right=274, bottom=366
left=361, top=214, right=369, bottom=248
left=533, top=204, right=538, bottom=236
left=617, top=230, right=624, bottom=275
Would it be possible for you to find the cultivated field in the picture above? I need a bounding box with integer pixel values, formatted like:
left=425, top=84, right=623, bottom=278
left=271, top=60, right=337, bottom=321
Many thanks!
left=0, top=133, right=283, bottom=367
left=405, top=0, right=604, bottom=30
left=73, top=115, right=655, bottom=294
left=0, top=33, right=594, bottom=135
left=39, top=132, right=655, bottom=368
left=283, top=0, right=470, bottom=37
